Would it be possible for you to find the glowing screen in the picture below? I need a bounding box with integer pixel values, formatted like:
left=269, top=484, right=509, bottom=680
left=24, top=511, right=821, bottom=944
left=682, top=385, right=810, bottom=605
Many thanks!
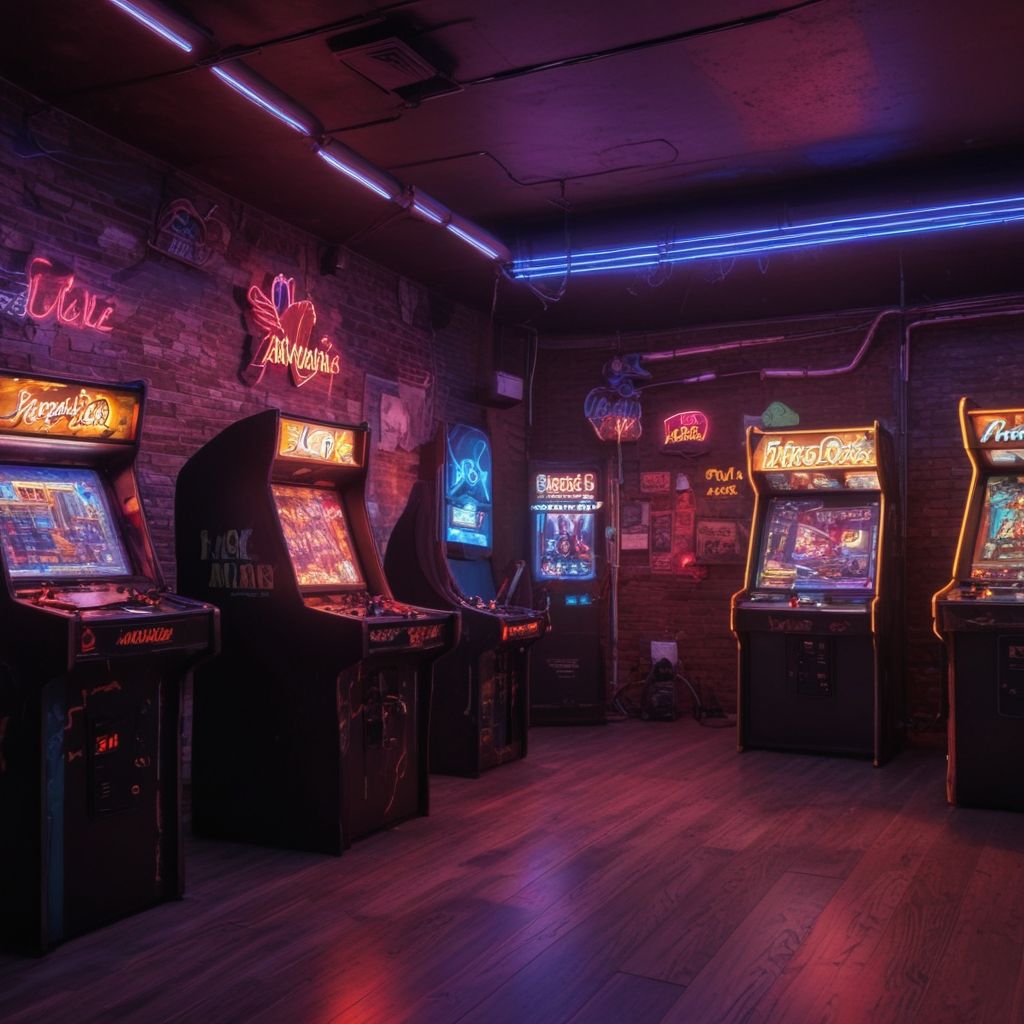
left=444, top=423, right=492, bottom=551
left=971, top=476, right=1024, bottom=581
left=535, top=512, right=596, bottom=581
left=272, top=484, right=364, bottom=587
left=756, top=496, right=879, bottom=591
left=0, top=465, right=131, bottom=578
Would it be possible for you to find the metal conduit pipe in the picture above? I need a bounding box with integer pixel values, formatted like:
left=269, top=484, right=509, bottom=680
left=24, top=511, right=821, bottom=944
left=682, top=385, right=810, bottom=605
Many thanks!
left=903, top=307, right=1024, bottom=381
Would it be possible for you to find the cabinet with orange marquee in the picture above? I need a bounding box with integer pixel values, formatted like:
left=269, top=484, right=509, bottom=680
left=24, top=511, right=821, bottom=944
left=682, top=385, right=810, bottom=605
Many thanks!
left=175, top=410, right=456, bottom=854
left=731, top=423, right=900, bottom=764
left=934, top=400, right=1024, bottom=810
left=0, top=371, right=218, bottom=954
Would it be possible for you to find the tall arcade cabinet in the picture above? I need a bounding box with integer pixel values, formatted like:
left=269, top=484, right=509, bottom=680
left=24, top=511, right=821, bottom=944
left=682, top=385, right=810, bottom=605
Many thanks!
left=528, top=464, right=605, bottom=724
left=934, top=400, right=1024, bottom=810
left=732, top=424, right=900, bottom=764
left=0, top=372, right=218, bottom=954
left=176, top=410, right=456, bottom=855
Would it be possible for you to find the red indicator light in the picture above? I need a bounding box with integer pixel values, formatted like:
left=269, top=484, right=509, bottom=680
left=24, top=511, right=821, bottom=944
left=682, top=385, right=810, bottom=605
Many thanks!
left=95, top=732, right=120, bottom=755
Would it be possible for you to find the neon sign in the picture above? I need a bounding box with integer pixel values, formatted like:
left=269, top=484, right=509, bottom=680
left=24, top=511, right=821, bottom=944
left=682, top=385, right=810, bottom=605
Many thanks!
left=26, top=257, right=114, bottom=333
left=116, top=626, right=175, bottom=647
left=246, top=274, right=341, bottom=388
left=445, top=424, right=492, bottom=550
left=0, top=375, right=140, bottom=442
left=754, top=430, right=875, bottom=471
left=663, top=410, right=710, bottom=449
left=534, top=472, right=597, bottom=499
left=584, top=355, right=649, bottom=443
left=277, top=417, right=358, bottom=465
left=704, top=465, right=745, bottom=498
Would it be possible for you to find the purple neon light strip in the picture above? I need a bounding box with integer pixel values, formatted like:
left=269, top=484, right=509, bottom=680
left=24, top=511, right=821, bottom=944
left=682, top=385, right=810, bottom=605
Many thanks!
left=108, top=0, right=193, bottom=52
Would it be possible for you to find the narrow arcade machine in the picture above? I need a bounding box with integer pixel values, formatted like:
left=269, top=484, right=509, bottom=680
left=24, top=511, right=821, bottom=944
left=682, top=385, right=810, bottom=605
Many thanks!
left=385, top=422, right=545, bottom=777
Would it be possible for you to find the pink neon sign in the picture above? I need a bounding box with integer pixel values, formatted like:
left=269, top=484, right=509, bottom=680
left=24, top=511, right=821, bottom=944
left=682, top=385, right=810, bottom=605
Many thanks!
left=26, top=257, right=114, bottom=333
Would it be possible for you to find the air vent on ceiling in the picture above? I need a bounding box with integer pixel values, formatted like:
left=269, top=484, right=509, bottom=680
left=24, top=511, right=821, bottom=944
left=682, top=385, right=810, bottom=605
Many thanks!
left=328, top=19, right=461, bottom=104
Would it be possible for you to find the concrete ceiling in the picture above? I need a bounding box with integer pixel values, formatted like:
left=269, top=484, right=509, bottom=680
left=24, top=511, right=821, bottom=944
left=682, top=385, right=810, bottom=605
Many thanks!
left=4, top=0, right=1024, bottom=331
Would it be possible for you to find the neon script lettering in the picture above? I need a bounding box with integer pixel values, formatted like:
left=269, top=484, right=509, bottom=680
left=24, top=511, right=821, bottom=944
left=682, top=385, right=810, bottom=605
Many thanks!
left=979, top=418, right=1024, bottom=444
left=663, top=410, right=710, bottom=447
left=26, top=257, right=114, bottom=333
left=247, top=275, right=340, bottom=388
left=760, top=435, right=874, bottom=470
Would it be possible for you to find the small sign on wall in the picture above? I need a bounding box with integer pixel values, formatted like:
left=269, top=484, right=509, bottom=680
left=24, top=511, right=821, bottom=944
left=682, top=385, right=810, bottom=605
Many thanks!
left=695, top=518, right=749, bottom=564
left=621, top=501, right=650, bottom=551
left=640, top=471, right=672, bottom=493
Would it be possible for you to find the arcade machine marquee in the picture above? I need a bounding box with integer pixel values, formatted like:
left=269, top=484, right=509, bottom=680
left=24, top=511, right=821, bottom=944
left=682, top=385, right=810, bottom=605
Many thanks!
left=934, top=400, right=1024, bottom=810
left=731, top=424, right=899, bottom=763
left=175, top=410, right=456, bottom=855
left=528, top=465, right=606, bottom=724
left=0, top=371, right=218, bottom=954
left=385, top=423, right=545, bottom=777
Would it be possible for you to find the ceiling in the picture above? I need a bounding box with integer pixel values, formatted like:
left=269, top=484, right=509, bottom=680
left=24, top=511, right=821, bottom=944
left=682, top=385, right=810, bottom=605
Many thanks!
left=3, top=0, right=1024, bottom=332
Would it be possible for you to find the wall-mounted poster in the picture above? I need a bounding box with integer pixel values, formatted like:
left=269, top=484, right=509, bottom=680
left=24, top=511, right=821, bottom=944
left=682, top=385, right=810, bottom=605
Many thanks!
left=651, top=509, right=674, bottom=573
left=640, top=471, right=672, bottom=493
left=695, top=518, right=749, bottom=564
left=621, top=500, right=650, bottom=551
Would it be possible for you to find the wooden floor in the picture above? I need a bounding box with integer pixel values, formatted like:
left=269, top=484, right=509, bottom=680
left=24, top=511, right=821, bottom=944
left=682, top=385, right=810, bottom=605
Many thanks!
left=2, top=720, right=1024, bottom=1023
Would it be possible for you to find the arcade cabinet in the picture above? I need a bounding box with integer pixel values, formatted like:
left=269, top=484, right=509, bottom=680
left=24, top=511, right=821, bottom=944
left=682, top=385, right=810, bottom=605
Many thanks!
left=528, top=464, right=606, bottom=724
left=175, top=410, right=456, bottom=854
left=0, top=371, right=218, bottom=954
left=385, top=423, right=545, bottom=777
left=731, top=423, right=899, bottom=763
left=934, top=399, right=1024, bottom=810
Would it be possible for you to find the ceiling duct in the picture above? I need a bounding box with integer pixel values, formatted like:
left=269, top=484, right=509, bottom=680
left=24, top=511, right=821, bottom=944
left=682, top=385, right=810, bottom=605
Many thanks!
left=327, top=18, right=461, bottom=104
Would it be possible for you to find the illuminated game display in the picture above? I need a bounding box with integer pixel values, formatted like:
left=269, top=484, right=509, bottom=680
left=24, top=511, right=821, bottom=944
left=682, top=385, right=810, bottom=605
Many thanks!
left=444, top=423, right=492, bottom=550
left=970, top=476, right=1024, bottom=580
left=272, top=484, right=363, bottom=587
left=176, top=409, right=455, bottom=853
left=385, top=423, right=546, bottom=776
left=755, top=497, right=879, bottom=591
left=0, top=371, right=218, bottom=955
left=934, top=401, right=1024, bottom=810
left=732, top=423, right=899, bottom=763
left=0, top=465, right=131, bottom=578
left=535, top=511, right=596, bottom=580
left=529, top=464, right=605, bottom=724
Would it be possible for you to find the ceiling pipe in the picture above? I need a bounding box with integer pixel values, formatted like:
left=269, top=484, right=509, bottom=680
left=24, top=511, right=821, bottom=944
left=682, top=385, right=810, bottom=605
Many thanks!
left=642, top=335, right=787, bottom=363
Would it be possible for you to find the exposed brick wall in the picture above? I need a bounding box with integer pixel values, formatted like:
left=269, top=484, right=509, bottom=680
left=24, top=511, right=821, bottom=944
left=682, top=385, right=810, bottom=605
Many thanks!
left=0, top=81, right=528, bottom=770
left=531, top=311, right=1024, bottom=736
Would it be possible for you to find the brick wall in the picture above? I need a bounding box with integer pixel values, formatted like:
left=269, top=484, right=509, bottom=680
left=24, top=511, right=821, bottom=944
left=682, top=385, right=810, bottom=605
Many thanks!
left=531, top=310, right=1024, bottom=736
left=0, top=81, right=527, bottom=769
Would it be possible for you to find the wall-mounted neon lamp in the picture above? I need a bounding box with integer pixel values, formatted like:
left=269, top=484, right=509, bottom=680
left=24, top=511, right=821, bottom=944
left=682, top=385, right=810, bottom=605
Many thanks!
left=446, top=221, right=505, bottom=261
left=210, top=65, right=320, bottom=136
left=512, top=193, right=1024, bottom=280
left=107, top=0, right=195, bottom=52
left=317, top=142, right=402, bottom=202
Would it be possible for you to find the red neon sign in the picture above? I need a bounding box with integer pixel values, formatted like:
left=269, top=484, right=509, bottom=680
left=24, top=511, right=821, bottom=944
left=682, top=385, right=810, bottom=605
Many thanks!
left=246, top=275, right=341, bottom=388
left=663, top=410, right=710, bottom=448
left=26, top=257, right=115, bottom=333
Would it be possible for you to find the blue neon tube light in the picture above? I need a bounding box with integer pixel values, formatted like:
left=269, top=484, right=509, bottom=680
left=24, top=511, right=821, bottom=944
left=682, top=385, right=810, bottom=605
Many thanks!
left=512, top=194, right=1024, bottom=279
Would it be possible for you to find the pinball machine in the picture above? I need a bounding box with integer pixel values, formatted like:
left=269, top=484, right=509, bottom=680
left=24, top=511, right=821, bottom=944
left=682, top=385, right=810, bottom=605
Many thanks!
left=384, top=423, right=545, bottom=777
left=731, top=423, right=900, bottom=763
left=528, top=463, right=606, bottom=724
left=934, top=399, right=1024, bottom=810
left=175, top=409, right=456, bottom=854
left=0, top=371, right=218, bottom=954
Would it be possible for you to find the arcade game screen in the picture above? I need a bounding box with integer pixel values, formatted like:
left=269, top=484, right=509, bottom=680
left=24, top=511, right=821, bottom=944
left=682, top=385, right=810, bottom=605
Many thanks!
left=271, top=484, right=364, bottom=588
left=755, top=497, right=879, bottom=591
left=971, top=475, right=1024, bottom=580
left=535, top=512, right=596, bottom=580
left=444, top=424, right=492, bottom=551
left=0, top=465, right=131, bottom=578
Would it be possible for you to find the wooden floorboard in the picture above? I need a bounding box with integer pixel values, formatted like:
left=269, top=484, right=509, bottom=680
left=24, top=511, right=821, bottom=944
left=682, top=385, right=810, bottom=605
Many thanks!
left=1, top=719, right=1023, bottom=1024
